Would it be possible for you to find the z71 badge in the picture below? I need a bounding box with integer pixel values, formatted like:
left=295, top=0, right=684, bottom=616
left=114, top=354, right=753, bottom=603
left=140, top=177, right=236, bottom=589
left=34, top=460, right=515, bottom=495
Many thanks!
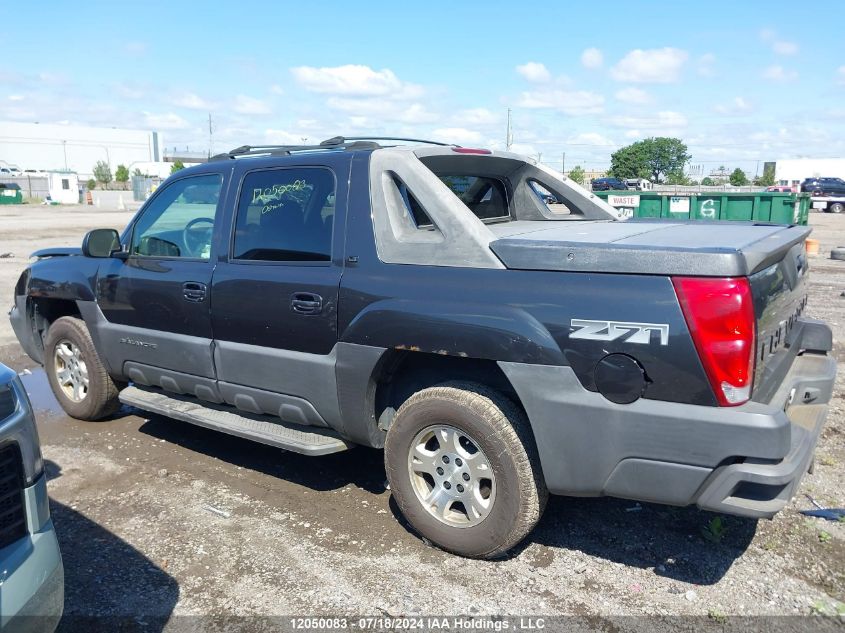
left=570, top=319, right=669, bottom=345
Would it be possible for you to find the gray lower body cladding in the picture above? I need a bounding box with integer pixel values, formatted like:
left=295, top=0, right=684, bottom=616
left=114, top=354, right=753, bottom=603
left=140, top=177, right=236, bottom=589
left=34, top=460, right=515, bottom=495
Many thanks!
left=500, top=350, right=836, bottom=519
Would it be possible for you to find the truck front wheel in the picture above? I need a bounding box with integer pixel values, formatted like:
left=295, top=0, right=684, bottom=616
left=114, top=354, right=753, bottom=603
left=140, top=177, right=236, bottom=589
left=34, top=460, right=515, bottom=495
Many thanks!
left=44, top=316, right=121, bottom=420
left=384, top=382, right=547, bottom=558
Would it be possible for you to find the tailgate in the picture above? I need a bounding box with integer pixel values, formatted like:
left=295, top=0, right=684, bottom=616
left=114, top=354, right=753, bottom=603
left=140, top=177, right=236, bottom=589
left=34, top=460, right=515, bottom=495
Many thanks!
left=750, top=240, right=814, bottom=403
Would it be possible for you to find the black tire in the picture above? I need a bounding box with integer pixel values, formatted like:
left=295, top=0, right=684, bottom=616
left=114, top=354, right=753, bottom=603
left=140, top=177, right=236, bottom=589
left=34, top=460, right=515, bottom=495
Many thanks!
left=831, top=247, right=845, bottom=261
left=384, top=381, right=547, bottom=559
left=828, top=202, right=844, bottom=214
left=44, top=316, right=121, bottom=420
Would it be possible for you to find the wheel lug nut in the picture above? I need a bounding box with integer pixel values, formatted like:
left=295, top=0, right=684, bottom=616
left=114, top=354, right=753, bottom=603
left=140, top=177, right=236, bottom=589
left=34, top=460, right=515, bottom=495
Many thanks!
left=443, top=481, right=452, bottom=490
left=457, top=484, right=464, bottom=493
left=462, top=473, right=470, bottom=481
left=436, top=467, right=444, bottom=475
left=455, top=458, right=463, bottom=466
left=442, top=456, right=450, bottom=464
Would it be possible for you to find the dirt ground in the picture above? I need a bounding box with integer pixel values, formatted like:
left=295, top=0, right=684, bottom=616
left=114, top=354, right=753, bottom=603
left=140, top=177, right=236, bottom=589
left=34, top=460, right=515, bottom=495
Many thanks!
left=1, top=203, right=844, bottom=628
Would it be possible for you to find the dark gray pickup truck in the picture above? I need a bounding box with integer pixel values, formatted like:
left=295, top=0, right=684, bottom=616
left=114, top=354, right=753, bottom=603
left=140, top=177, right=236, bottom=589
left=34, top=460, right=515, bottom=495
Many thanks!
left=9, top=137, right=837, bottom=558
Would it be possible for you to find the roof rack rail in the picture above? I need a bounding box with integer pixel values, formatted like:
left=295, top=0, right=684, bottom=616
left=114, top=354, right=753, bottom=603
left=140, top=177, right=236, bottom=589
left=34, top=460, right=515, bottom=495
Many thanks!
left=210, top=135, right=455, bottom=161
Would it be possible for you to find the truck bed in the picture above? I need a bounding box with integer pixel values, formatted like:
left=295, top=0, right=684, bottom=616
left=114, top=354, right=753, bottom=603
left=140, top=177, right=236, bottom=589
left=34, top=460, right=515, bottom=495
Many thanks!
left=488, top=219, right=811, bottom=276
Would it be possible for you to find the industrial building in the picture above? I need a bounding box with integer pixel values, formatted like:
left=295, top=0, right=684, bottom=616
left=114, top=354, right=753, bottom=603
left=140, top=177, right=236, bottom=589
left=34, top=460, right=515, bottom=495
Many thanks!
left=0, top=121, right=162, bottom=179
left=774, top=158, right=845, bottom=187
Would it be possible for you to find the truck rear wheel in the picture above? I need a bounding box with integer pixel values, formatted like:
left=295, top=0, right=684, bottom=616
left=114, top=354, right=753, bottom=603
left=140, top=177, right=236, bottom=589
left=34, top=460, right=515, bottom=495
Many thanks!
left=44, top=316, right=121, bottom=420
left=384, top=382, right=547, bottom=558
left=828, top=202, right=844, bottom=214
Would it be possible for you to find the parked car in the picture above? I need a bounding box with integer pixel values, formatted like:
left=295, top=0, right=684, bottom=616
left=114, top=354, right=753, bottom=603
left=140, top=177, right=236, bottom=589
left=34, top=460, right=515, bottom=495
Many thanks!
left=766, top=185, right=795, bottom=193
left=800, top=177, right=845, bottom=196
left=591, top=177, right=628, bottom=191
left=9, top=136, right=836, bottom=559
left=0, top=362, right=63, bottom=629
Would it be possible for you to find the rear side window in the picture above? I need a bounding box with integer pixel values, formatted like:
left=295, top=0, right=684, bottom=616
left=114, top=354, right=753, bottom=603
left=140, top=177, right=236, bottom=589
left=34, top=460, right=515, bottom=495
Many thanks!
left=233, top=168, right=335, bottom=262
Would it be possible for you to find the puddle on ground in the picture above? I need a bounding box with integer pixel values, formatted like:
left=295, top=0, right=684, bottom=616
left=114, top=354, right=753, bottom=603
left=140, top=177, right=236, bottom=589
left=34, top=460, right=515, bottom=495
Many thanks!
left=19, top=367, right=65, bottom=417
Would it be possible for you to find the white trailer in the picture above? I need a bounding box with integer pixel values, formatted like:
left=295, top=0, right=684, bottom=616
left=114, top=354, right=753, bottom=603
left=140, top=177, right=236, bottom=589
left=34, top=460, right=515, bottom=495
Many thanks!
left=811, top=196, right=845, bottom=214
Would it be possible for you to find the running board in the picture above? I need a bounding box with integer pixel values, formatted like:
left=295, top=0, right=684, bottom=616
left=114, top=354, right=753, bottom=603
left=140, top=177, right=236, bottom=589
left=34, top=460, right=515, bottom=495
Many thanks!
left=119, top=386, right=353, bottom=456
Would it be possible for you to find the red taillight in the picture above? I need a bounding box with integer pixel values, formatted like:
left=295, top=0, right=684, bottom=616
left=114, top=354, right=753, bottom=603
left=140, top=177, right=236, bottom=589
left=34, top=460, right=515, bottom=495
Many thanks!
left=672, top=277, right=756, bottom=407
left=451, top=147, right=492, bottom=154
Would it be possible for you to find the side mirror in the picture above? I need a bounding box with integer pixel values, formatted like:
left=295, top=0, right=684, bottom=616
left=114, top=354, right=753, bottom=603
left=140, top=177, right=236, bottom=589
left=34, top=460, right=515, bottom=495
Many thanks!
left=82, top=229, right=122, bottom=258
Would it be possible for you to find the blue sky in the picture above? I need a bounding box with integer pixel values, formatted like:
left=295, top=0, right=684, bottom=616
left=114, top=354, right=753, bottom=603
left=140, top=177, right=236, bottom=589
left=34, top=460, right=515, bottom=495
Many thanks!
left=3, top=0, right=843, bottom=175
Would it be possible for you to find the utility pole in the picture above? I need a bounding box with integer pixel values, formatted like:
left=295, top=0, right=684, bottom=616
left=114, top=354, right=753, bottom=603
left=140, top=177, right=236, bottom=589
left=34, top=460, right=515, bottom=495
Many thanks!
left=562, top=152, right=566, bottom=174
left=537, top=152, right=542, bottom=164
left=506, top=108, right=513, bottom=151
left=208, top=113, right=214, bottom=158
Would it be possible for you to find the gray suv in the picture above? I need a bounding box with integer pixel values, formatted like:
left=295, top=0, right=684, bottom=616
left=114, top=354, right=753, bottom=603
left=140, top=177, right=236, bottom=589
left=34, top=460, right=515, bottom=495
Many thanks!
left=0, top=362, right=63, bottom=631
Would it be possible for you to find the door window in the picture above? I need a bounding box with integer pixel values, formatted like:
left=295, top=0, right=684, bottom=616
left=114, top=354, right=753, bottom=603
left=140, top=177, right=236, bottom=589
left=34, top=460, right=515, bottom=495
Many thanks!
left=233, top=168, right=335, bottom=262
left=130, top=174, right=223, bottom=260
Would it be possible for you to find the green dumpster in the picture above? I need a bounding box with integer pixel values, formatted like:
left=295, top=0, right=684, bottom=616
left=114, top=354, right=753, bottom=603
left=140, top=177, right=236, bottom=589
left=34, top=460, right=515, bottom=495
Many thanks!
left=592, top=191, right=810, bottom=225
left=0, top=183, right=23, bottom=205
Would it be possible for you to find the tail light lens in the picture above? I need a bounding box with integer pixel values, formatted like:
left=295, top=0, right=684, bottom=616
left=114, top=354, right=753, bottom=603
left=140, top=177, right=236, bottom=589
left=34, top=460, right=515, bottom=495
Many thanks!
left=672, top=277, right=756, bottom=406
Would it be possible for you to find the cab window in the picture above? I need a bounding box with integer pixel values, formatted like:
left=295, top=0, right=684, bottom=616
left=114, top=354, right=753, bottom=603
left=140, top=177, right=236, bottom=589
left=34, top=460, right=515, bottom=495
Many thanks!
left=232, top=167, right=335, bottom=262
left=130, top=174, right=222, bottom=260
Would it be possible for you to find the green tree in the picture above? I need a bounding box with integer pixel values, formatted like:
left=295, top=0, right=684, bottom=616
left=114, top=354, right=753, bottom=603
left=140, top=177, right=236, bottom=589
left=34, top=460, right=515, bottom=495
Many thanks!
left=86, top=178, right=96, bottom=191
left=609, top=137, right=690, bottom=183
left=701, top=177, right=716, bottom=186
left=729, top=167, right=749, bottom=186
left=753, top=164, right=775, bottom=187
left=93, top=161, right=112, bottom=187
left=133, top=167, right=143, bottom=177
left=664, top=170, right=693, bottom=185
left=115, top=164, right=129, bottom=184
left=567, top=165, right=585, bottom=185
left=170, top=160, right=185, bottom=174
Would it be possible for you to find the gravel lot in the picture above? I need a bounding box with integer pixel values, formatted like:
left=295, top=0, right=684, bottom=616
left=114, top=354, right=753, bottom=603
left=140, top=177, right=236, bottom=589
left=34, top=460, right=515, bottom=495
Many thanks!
left=0, top=204, right=843, bottom=629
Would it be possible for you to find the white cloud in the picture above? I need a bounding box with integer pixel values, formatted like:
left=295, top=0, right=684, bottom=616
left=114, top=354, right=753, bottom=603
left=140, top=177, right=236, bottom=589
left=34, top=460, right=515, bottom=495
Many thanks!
left=291, top=64, right=421, bottom=98
left=760, top=29, right=798, bottom=56
left=697, top=53, right=716, bottom=77
left=233, top=95, right=271, bottom=115
left=264, top=129, right=306, bottom=144
left=455, top=108, right=499, bottom=126
left=713, top=96, right=753, bottom=115
left=608, top=110, right=688, bottom=131
left=516, top=89, right=604, bottom=115
left=8, top=94, right=24, bottom=101
left=509, top=142, right=538, bottom=157
left=432, top=127, right=484, bottom=145
left=143, top=112, right=189, bottom=130
left=270, top=84, right=285, bottom=95
left=624, top=129, right=642, bottom=139
left=610, top=48, right=688, bottom=83
left=115, top=82, right=146, bottom=100
left=614, top=87, right=651, bottom=104
left=837, top=66, right=845, bottom=85
left=123, top=41, right=147, bottom=56
left=326, top=97, right=436, bottom=124
left=516, top=62, right=551, bottom=83
left=762, top=65, right=798, bottom=82
left=567, top=132, right=615, bottom=146
left=580, top=48, right=603, bottom=69
left=772, top=40, right=798, bottom=55
left=171, top=92, right=212, bottom=110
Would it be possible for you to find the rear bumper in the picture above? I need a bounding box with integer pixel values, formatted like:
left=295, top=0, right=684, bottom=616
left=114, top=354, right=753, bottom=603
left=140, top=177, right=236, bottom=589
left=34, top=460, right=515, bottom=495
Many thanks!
left=500, top=344, right=837, bottom=519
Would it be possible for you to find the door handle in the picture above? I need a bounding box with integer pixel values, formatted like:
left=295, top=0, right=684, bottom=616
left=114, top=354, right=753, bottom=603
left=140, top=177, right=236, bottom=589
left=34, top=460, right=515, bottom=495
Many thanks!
left=182, top=281, right=207, bottom=303
left=290, top=292, right=323, bottom=315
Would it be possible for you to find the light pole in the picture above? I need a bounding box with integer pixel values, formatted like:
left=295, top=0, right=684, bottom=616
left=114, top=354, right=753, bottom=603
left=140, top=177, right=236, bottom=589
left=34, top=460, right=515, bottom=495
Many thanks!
left=62, top=140, right=68, bottom=170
